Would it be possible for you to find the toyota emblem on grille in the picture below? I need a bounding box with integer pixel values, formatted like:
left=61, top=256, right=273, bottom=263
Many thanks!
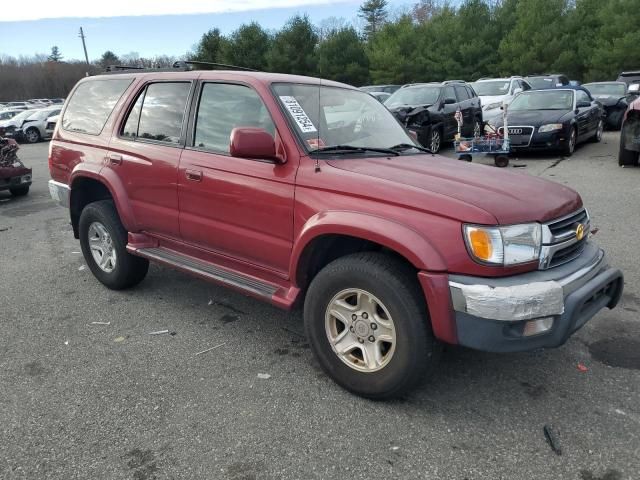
left=509, top=128, right=523, bottom=135
left=575, top=223, right=585, bottom=241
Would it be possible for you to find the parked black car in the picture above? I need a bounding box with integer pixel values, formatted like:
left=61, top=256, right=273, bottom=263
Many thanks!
left=583, top=82, right=636, bottom=129
left=617, top=71, right=640, bottom=88
left=487, top=88, right=603, bottom=155
left=525, top=74, right=570, bottom=90
left=384, top=81, right=483, bottom=153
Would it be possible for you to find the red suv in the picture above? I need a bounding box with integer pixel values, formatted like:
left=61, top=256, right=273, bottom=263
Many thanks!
left=48, top=67, right=623, bottom=398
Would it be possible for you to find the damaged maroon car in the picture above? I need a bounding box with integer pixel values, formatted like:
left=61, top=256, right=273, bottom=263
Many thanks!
left=0, top=137, right=32, bottom=196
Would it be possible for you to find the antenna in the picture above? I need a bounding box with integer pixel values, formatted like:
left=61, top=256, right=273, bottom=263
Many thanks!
left=79, top=27, right=89, bottom=65
left=315, top=27, right=322, bottom=173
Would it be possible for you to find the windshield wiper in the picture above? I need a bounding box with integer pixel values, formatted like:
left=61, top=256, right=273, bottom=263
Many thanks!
left=312, top=145, right=400, bottom=156
left=389, top=143, right=433, bottom=154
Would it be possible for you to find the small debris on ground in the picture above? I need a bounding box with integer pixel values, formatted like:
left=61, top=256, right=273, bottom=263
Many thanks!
left=194, top=342, right=226, bottom=356
left=148, top=330, right=170, bottom=335
left=64, top=340, right=69, bottom=346
left=390, top=446, right=400, bottom=451
left=543, top=424, right=562, bottom=455
left=71, top=251, right=81, bottom=254
left=208, top=299, right=213, bottom=305
left=78, top=265, right=86, bottom=271
left=577, top=362, right=589, bottom=372
left=590, top=227, right=599, bottom=236
left=512, top=163, right=527, bottom=168
left=257, top=373, right=271, bottom=379
left=0, top=227, right=9, bottom=232
left=114, top=336, right=125, bottom=343
left=90, top=321, right=110, bottom=325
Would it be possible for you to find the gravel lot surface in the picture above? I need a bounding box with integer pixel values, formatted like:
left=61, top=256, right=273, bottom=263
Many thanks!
left=1, top=134, right=639, bottom=480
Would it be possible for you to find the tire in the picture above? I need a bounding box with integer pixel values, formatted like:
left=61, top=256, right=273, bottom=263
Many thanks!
left=618, top=140, right=639, bottom=167
left=24, top=127, right=40, bottom=144
left=494, top=155, right=509, bottom=168
left=79, top=200, right=149, bottom=290
left=304, top=252, right=440, bottom=399
left=590, top=119, right=604, bottom=143
left=562, top=126, right=577, bottom=156
left=9, top=185, right=29, bottom=196
left=459, top=154, right=472, bottom=162
left=429, top=127, right=441, bottom=154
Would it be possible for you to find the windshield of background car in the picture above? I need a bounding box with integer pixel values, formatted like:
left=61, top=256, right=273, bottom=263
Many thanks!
left=526, top=77, right=556, bottom=89
left=585, top=83, right=626, bottom=97
left=509, top=90, right=574, bottom=111
left=473, top=81, right=510, bottom=96
left=384, top=86, right=441, bottom=108
left=273, top=83, right=414, bottom=152
left=10, top=110, right=34, bottom=123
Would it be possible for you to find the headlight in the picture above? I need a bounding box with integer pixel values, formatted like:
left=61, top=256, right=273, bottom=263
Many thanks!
left=463, top=223, right=542, bottom=266
left=538, top=123, right=563, bottom=133
left=483, top=102, right=502, bottom=110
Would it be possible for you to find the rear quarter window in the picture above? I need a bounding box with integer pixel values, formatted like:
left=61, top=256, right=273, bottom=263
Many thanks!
left=62, top=78, right=132, bottom=135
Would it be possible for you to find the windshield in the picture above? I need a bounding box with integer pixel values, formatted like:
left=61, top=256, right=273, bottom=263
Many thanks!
left=384, top=86, right=441, bottom=108
left=28, top=109, right=58, bottom=121
left=509, top=90, right=574, bottom=111
left=527, top=77, right=556, bottom=89
left=11, top=110, right=35, bottom=123
left=584, top=83, right=626, bottom=97
left=473, top=80, right=510, bottom=96
left=273, top=83, right=416, bottom=153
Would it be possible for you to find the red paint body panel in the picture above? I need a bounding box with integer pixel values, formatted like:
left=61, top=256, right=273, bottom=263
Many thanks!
left=418, top=271, right=457, bottom=344
left=49, top=70, right=588, bottom=345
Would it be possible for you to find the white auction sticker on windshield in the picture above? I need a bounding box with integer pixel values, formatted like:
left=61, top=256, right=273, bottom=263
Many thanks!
left=279, top=96, right=317, bottom=133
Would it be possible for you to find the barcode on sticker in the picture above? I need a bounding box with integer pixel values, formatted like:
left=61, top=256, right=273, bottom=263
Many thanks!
left=280, top=96, right=317, bottom=133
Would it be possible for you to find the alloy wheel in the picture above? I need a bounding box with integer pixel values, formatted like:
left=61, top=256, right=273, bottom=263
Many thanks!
left=325, top=288, right=396, bottom=373
left=87, top=222, right=117, bottom=273
left=430, top=129, right=441, bottom=153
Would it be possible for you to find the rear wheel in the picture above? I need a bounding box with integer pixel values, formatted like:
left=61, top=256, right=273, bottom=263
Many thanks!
left=79, top=200, right=149, bottom=290
left=590, top=119, right=604, bottom=142
left=562, top=126, right=577, bottom=156
left=304, top=252, right=440, bottom=399
left=618, top=140, right=639, bottom=167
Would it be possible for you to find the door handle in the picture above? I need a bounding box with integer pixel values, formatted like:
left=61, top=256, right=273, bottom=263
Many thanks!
left=108, top=153, right=123, bottom=165
left=185, top=169, right=203, bottom=182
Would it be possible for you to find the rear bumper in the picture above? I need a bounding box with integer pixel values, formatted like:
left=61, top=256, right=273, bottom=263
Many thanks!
left=419, top=242, right=624, bottom=352
left=48, top=179, right=70, bottom=208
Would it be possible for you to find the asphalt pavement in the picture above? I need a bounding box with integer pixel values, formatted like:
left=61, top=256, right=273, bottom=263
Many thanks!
left=1, top=134, right=639, bottom=480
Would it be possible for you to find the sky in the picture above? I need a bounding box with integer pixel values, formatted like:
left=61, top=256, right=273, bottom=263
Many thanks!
left=0, top=0, right=409, bottom=61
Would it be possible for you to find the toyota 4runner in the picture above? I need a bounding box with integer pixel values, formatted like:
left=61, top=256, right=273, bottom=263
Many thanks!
left=48, top=66, right=624, bottom=399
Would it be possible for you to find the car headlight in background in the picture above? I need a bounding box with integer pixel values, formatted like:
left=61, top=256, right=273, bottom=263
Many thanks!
left=463, top=223, right=542, bottom=266
left=538, top=123, right=564, bottom=133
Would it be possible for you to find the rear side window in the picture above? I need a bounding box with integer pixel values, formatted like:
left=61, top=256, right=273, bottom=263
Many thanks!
left=455, top=86, right=471, bottom=101
left=62, top=79, right=132, bottom=135
left=444, top=86, right=456, bottom=102
left=122, top=82, right=191, bottom=144
left=193, top=83, right=275, bottom=154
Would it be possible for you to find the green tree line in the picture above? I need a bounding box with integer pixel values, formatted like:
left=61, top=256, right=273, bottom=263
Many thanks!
left=191, top=0, right=640, bottom=85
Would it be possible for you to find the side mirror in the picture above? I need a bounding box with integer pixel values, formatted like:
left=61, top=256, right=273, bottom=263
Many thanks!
left=513, top=87, right=523, bottom=95
left=629, top=84, right=640, bottom=93
left=230, top=127, right=282, bottom=163
left=443, top=98, right=457, bottom=105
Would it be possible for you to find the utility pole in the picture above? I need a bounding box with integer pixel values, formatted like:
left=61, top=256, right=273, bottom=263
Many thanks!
left=79, top=27, right=89, bottom=65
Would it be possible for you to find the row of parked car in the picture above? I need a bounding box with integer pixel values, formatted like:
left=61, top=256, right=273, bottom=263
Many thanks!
left=360, top=71, right=640, bottom=156
left=0, top=98, right=64, bottom=143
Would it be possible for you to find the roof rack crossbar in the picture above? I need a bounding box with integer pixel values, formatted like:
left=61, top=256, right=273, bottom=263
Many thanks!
left=172, top=60, right=258, bottom=72
left=103, top=61, right=259, bottom=75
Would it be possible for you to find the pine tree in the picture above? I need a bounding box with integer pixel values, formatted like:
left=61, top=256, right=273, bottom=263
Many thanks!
left=358, top=0, right=388, bottom=39
left=48, top=46, right=63, bottom=62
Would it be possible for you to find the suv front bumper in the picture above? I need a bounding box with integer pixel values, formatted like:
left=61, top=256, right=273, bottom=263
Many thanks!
left=426, top=242, right=623, bottom=352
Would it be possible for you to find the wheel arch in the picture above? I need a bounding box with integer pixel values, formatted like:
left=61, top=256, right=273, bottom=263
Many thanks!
left=69, top=170, right=136, bottom=238
left=291, top=211, right=446, bottom=291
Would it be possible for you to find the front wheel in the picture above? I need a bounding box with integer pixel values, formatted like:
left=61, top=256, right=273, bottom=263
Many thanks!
left=9, top=185, right=29, bottom=196
left=304, top=252, right=440, bottom=399
left=79, top=200, right=149, bottom=290
left=24, top=127, right=40, bottom=144
left=429, top=128, right=441, bottom=154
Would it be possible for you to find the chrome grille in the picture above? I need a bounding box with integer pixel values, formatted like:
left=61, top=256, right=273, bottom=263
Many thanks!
left=539, top=208, right=590, bottom=269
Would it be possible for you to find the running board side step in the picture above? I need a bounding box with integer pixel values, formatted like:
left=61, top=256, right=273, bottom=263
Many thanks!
left=134, top=247, right=278, bottom=299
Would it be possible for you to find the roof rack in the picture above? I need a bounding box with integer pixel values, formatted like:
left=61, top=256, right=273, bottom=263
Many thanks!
left=443, top=80, right=466, bottom=84
left=104, top=60, right=259, bottom=74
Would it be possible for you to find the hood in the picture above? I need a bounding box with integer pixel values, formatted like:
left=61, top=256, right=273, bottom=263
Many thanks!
left=480, top=95, right=507, bottom=107
left=388, top=104, right=433, bottom=121
left=493, top=109, right=571, bottom=127
left=593, top=95, right=625, bottom=107
left=326, top=155, right=581, bottom=225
